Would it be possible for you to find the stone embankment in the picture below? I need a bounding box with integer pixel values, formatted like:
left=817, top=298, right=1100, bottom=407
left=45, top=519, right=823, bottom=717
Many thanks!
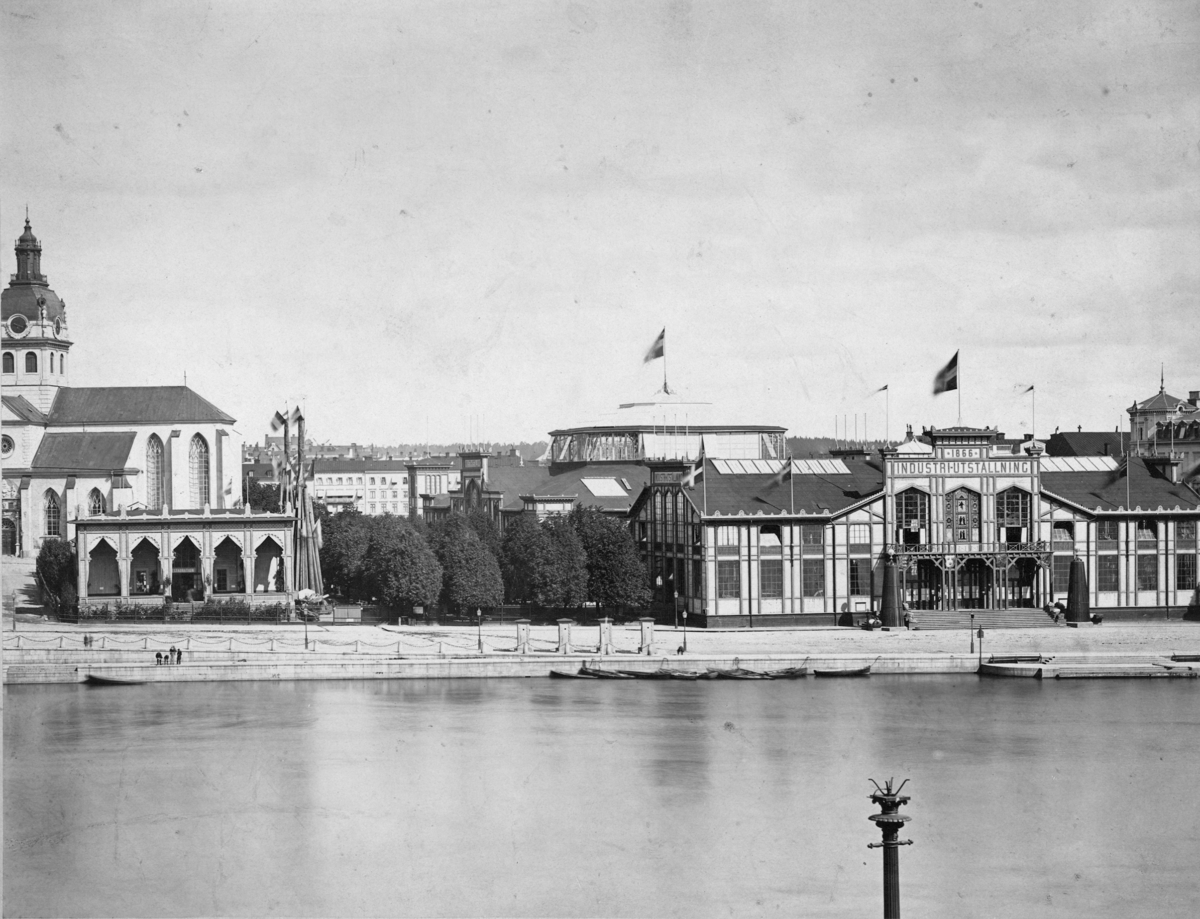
left=4, top=618, right=1198, bottom=684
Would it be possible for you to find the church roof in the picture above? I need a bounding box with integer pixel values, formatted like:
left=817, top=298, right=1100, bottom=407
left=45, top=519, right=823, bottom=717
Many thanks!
left=2, top=217, right=66, bottom=324
left=31, top=432, right=137, bottom=473
left=2, top=394, right=48, bottom=424
left=47, top=386, right=236, bottom=425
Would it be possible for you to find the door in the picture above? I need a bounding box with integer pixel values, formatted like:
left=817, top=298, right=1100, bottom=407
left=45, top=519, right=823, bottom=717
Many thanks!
left=2, top=518, right=16, bottom=555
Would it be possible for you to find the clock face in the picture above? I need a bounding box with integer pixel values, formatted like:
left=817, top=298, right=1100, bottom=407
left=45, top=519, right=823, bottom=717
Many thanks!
left=8, top=314, right=27, bottom=335
left=54, top=318, right=63, bottom=337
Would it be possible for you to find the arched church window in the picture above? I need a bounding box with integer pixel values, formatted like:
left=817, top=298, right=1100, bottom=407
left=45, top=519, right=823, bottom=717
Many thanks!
left=88, top=489, right=106, bottom=516
left=25, top=352, right=37, bottom=373
left=190, top=434, right=210, bottom=507
left=44, top=490, right=61, bottom=537
left=146, top=435, right=165, bottom=511
left=3, top=352, right=14, bottom=373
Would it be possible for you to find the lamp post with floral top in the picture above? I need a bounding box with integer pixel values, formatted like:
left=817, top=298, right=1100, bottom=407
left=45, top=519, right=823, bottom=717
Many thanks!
left=867, top=778, right=913, bottom=919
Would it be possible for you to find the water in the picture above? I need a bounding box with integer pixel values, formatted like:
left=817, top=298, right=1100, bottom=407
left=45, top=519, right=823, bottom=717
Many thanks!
left=5, top=676, right=1198, bottom=918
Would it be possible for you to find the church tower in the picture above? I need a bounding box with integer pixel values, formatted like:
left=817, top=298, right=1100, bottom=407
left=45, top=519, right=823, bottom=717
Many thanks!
left=1, top=216, right=73, bottom=412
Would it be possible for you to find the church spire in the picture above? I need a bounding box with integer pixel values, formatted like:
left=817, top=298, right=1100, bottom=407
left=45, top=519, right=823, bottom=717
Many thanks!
left=13, top=214, right=46, bottom=285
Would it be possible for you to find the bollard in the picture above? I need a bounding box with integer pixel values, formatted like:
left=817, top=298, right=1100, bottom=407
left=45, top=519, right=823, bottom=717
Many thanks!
left=60, top=636, right=64, bottom=648
left=638, top=617, right=656, bottom=656
left=144, top=638, right=148, bottom=649
left=515, top=619, right=531, bottom=654
left=867, top=779, right=913, bottom=919
left=556, top=619, right=574, bottom=654
left=598, top=618, right=614, bottom=656
left=355, top=640, right=360, bottom=653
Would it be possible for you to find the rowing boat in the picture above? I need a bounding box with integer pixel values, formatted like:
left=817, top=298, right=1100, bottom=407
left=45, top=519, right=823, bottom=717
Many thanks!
left=707, top=668, right=774, bottom=680
left=549, top=669, right=598, bottom=679
left=579, top=666, right=634, bottom=679
left=84, top=674, right=146, bottom=686
left=812, top=666, right=871, bottom=677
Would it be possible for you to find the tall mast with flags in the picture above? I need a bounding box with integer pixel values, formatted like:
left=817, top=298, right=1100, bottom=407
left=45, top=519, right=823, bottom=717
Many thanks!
left=933, top=352, right=960, bottom=423
left=643, top=327, right=670, bottom=395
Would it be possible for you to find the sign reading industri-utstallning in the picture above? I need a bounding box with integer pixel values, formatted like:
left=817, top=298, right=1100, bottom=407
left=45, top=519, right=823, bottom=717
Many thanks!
left=890, top=459, right=1033, bottom=477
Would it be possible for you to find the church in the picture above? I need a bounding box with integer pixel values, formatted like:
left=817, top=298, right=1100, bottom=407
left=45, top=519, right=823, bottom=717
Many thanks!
left=2, top=217, right=293, bottom=605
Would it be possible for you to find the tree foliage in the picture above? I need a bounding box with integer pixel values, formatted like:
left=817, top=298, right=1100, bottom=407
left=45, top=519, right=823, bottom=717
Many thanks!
left=543, top=515, right=588, bottom=607
left=569, top=506, right=651, bottom=610
left=246, top=479, right=281, bottom=513
left=430, top=515, right=503, bottom=613
left=360, top=516, right=443, bottom=610
left=36, top=538, right=78, bottom=614
left=501, top=514, right=590, bottom=607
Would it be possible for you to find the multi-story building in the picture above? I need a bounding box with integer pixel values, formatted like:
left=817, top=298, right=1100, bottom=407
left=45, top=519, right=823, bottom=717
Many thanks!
left=633, top=425, right=1200, bottom=626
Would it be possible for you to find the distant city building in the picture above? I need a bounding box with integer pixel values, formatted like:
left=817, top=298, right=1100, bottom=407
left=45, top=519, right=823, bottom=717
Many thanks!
left=2, top=217, right=291, bottom=603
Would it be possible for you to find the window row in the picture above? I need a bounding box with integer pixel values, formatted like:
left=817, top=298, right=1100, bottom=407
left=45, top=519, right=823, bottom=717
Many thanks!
left=2, top=351, right=66, bottom=374
left=1095, top=554, right=1199, bottom=592
left=716, top=559, right=830, bottom=599
left=145, top=433, right=211, bottom=510
left=714, top=524, right=827, bottom=548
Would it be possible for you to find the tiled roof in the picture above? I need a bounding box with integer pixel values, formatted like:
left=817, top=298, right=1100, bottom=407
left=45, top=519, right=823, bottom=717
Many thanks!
left=31, top=432, right=137, bottom=472
left=1134, top=389, right=1191, bottom=413
left=313, top=458, right=414, bottom=473
left=1040, top=457, right=1200, bottom=513
left=48, top=387, right=235, bottom=425
left=528, top=463, right=651, bottom=513
left=2, top=394, right=47, bottom=424
left=679, top=457, right=885, bottom=518
left=1045, top=431, right=1128, bottom=457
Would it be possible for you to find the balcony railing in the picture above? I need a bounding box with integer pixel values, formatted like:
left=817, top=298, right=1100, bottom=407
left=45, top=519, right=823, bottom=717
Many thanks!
left=894, top=541, right=1048, bottom=556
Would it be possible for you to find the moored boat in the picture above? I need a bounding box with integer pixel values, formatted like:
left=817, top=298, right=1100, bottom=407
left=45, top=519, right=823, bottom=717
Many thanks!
left=579, top=666, right=634, bottom=679
left=812, top=666, right=871, bottom=677
left=549, top=669, right=598, bottom=679
left=85, top=673, right=146, bottom=686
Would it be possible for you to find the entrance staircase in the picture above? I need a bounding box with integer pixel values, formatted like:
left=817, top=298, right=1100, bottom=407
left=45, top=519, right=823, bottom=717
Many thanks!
left=2, top=556, right=46, bottom=617
left=911, top=606, right=1059, bottom=630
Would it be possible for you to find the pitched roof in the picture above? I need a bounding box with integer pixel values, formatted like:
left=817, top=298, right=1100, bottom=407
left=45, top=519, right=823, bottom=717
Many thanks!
left=1045, top=431, right=1129, bottom=457
left=680, top=457, right=885, bottom=518
left=1041, top=457, right=1200, bottom=513
left=47, top=386, right=235, bottom=425
left=1134, top=389, right=1192, bottom=413
left=528, top=463, right=651, bottom=513
left=31, top=432, right=137, bottom=473
left=2, top=394, right=48, bottom=424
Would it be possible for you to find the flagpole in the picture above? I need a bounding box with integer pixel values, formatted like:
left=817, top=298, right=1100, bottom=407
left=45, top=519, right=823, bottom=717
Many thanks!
left=1032, top=385, right=1036, bottom=444
left=958, top=355, right=962, bottom=425
left=886, top=386, right=890, bottom=446
left=662, top=330, right=668, bottom=395
left=789, top=456, right=794, bottom=515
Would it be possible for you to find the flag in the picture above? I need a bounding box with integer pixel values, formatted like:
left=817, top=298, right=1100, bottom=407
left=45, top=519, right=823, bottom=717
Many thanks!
left=933, top=352, right=959, bottom=395
left=643, top=328, right=665, bottom=364
left=768, top=457, right=794, bottom=488
left=270, top=410, right=287, bottom=432
left=1021, top=384, right=1035, bottom=394
left=872, top=384, right=889, bottom=394
left=288, top=406, right=303, bottom=426
left=682, top=451, right=704, bottom=488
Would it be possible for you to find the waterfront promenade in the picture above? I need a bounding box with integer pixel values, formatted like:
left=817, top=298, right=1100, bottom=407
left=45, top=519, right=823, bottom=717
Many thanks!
left=5, top=614, right=1199, bottom=684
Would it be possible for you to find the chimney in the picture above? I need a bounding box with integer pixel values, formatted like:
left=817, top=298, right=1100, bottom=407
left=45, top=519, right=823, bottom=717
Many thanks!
left=1190, top=390, right=1199, bottom=407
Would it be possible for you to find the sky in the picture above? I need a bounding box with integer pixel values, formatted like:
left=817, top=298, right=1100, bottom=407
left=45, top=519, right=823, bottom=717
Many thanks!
left=3, top=1, right=1197, bottom=447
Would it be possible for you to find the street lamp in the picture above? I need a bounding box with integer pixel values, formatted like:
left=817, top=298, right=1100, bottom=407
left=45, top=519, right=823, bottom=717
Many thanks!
left=476, top=607, right=483, bottom=653
left=682, top=606, right=688, bottom=653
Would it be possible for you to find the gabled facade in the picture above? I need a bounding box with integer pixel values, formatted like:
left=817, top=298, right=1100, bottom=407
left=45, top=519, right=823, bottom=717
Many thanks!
left=632, top=426, right=1200, bottom=627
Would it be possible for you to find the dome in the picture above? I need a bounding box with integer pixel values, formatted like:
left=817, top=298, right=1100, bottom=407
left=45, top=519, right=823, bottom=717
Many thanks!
left=2, top=216, right=67, bottom=326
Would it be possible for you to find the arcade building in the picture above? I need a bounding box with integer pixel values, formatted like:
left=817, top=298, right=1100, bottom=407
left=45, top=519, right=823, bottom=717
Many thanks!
left=634, top=426, right=1200, bottom=626
left=1, top=217, right=293, bottom=605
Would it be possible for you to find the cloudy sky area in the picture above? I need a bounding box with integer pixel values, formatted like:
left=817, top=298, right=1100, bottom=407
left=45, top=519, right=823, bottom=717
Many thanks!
left=3, top=1, right=1197, bottom=446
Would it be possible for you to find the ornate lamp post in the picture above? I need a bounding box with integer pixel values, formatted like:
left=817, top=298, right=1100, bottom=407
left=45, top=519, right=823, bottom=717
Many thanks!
left=867, top=778, right=913, bottom=919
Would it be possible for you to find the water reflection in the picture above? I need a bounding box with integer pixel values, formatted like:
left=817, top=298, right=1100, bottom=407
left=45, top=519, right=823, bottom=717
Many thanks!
left=5, top=677, right=1198, bottom=918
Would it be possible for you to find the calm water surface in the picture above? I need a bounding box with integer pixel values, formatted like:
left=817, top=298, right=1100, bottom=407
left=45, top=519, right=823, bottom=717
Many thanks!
left=5, top=676, right=1198, bottom=918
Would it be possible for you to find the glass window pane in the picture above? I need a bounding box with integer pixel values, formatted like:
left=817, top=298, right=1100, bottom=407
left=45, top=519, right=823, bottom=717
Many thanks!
left=760, top=560, right=783, bottom=598
left=717, top=560, right=740, bottom=598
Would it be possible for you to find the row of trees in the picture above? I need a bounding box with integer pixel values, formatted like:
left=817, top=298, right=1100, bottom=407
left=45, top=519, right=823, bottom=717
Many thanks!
left=319, top=506, right=651, bottom=616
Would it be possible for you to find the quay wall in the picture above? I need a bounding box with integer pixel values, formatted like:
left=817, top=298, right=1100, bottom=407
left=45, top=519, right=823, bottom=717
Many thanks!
left=4, top=653, right=981, bottom=684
